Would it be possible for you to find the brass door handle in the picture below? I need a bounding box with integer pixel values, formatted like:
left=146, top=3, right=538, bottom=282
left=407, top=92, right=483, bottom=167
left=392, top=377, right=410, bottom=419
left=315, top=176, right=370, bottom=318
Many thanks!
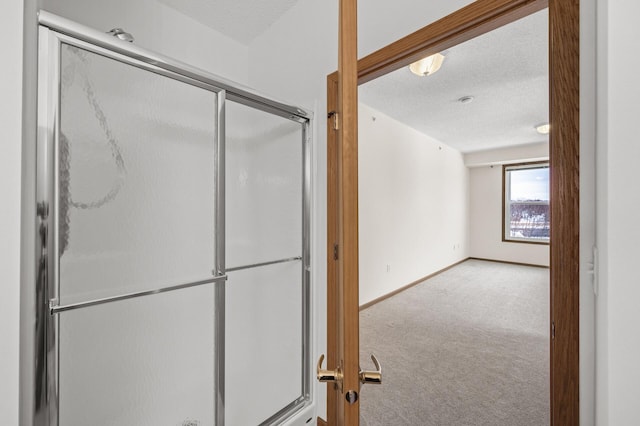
left=317, top=354, right=343, bottom=384
left=359, top=354, right=382, bottom=385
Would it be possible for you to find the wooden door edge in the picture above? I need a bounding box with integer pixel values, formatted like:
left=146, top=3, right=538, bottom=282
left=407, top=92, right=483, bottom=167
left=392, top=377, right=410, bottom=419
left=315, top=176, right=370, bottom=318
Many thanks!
left=549, top=0, right=580, bottom=423
left=336, top=0, right=360, bottom=423
left=325, top=71, right=339, bottom=426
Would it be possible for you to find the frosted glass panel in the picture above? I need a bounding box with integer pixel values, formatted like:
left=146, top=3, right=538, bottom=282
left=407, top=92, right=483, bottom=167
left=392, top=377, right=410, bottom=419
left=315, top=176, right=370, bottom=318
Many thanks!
left=59, top=285, right=216, bottom=426
left=226, top=262, right=303, bottom=425
left=58, top=44, right=217, bottom=305
left=226, top=101, right=303, bottom=268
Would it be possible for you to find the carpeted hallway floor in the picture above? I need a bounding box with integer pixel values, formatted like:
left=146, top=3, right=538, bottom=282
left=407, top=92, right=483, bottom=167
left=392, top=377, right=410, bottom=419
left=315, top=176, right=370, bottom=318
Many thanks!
left=360, top=259, right=549, bottom=426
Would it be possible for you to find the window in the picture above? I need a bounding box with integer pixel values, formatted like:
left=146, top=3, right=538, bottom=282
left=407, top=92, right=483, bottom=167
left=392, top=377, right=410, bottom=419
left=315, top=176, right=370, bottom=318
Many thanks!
left=503, top=162, right=550, bottom=244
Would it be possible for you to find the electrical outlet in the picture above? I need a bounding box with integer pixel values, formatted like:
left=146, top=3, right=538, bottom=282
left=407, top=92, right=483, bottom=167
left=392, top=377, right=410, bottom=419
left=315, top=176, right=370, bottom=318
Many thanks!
left=386, top=264, right=390, bottom=273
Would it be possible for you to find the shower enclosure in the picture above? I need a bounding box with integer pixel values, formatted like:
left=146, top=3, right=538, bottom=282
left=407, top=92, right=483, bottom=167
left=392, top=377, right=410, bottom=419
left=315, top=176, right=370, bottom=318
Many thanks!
left=33, top=11, right=312, bottom=426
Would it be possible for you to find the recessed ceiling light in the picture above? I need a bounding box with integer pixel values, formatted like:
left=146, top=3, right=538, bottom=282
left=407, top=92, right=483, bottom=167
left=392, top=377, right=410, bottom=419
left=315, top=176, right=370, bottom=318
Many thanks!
left=409, top=53, right=445, bottom=77
left=458, top=96, right=474, bottom=104
left=535, top=123, right=550, bottom=135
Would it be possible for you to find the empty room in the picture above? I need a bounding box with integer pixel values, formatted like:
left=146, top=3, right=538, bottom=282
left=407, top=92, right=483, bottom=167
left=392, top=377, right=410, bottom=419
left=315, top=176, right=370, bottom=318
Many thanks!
left=356, top=9, right=550, bottom=425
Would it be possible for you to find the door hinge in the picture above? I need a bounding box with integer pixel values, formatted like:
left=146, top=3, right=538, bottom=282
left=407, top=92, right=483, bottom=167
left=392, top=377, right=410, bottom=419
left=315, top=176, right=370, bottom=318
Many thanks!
left=328, top=111, right=339, bottom=130
left=551, top=321, right=555, bottom=340
left=333, top=243, right=339, bottom=260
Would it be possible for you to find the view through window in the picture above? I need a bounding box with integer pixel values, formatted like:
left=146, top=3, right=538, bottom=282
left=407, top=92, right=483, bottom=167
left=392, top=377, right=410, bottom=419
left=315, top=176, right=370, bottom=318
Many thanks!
left=503, top=162, right=550, bottom=244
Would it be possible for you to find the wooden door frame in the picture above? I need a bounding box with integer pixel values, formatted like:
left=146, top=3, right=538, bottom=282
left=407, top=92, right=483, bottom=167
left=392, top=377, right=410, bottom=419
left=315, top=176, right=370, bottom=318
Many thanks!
left=326, top=0, right=579, bottom=424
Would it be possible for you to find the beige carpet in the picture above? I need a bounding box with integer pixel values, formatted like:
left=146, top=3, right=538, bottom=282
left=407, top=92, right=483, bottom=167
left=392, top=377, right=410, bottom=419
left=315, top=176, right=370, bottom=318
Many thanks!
left=359, top=259, right=549, bottom=426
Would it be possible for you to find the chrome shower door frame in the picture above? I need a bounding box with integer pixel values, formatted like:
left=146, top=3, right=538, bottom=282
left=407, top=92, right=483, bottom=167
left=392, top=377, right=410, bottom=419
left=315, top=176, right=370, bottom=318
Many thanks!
left=36, top=24, right=227, bottom=426
left=33, top=11, right=313, bottom=426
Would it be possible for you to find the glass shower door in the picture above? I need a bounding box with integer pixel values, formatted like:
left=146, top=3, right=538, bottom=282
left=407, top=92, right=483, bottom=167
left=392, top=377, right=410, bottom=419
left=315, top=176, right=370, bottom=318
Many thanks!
left=225, top=100, right=311, bottom=425
left=42, top=33, right=225, bottom=426
left=37, top=15, right=313, bottom=425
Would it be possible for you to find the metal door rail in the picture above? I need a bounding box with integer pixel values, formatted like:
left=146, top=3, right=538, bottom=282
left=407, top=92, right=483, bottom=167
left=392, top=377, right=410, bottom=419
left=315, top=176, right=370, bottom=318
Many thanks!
left=225, top=256, right=302, bottom=273
left=50, top=275, right=228, bottom=314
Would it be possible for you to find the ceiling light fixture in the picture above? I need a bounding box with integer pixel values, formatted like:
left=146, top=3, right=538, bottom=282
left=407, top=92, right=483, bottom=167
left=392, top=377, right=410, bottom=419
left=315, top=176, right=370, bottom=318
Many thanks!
left=409, top=53, right=445, bottom=77
left=535, top=123, right=550, bottom=135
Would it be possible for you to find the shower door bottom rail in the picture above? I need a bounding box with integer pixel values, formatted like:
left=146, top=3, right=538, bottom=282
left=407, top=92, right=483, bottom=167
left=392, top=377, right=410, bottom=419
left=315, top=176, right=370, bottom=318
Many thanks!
left=49, top=274, right=228, bottom=314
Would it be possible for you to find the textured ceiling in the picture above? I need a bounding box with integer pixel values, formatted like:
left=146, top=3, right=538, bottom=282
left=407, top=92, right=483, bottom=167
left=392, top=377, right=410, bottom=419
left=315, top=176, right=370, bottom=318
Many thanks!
left=359, top=9, right=549, bottom=153
left=158, top=0, right=300, bottom=44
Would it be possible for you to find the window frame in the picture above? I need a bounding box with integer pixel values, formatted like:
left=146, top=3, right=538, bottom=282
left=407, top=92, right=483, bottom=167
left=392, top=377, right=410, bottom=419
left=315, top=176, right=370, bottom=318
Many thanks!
left=502, top=161, right=550, bottom=245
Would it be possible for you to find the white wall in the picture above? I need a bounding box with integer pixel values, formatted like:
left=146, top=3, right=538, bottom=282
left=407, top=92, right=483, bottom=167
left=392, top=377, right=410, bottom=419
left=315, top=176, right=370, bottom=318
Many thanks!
left=359, top=103, right=469, bottom=304
left=248, top=2, right=337, bottom=420
left=467, top=143, right=550, bottom=267
left=597, top=1, right=640, bottom=424
left=43, top=0, right=249, bottom=84
left=579, top=0, right=597, bottom=422
left=595, top=0, right=609, bottom=422
left=0, top=2, right=24, bottom=425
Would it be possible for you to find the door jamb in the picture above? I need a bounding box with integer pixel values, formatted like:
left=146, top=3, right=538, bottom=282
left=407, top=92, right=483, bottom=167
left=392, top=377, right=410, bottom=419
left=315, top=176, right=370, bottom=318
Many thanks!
left=325, top=0, right=579, bottom=424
